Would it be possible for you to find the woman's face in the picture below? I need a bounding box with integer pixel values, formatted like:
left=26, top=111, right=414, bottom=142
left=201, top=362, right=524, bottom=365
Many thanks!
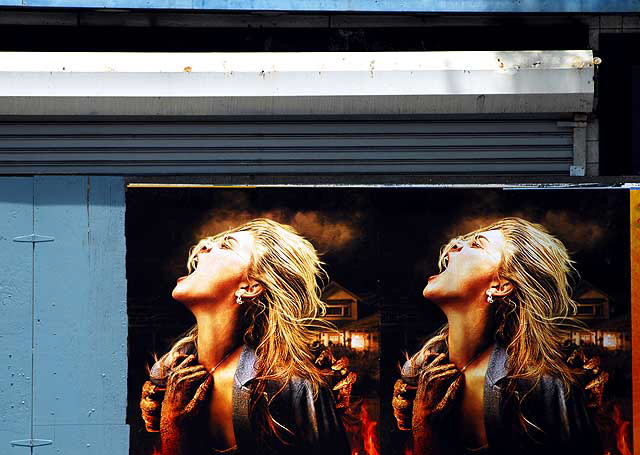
left=423, top=229, right=507, bottom=304
left=172, top=230, right=255, bottom=305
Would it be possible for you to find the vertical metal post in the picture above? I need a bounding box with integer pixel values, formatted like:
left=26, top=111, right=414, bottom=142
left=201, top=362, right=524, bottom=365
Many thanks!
left=570, top=113, right=588, bottom=176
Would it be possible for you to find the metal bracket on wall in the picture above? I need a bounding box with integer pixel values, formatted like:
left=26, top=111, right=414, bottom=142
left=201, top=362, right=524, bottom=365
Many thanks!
left=10, top=439, right=53, bottom=448
left=558, top=114, right=588, bottom=176
left=570, top=165, right=586, bottom=176
left=12, top=234, right=55, bottom=243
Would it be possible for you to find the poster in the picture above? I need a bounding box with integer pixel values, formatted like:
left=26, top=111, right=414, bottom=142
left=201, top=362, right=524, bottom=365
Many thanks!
left=126, top=187, right=633, bottom=455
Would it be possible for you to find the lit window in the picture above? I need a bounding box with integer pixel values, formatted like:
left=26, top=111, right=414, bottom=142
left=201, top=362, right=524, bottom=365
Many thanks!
left=602, top=332, right=618, bottom=349
left=351, top=334, right=365, bottom=350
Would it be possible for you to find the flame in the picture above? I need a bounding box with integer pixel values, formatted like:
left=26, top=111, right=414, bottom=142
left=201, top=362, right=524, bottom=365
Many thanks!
left=612, top=404, right=633, bottom=455
left=350, top=401, right=379, bottom=455
left=361, top=403, right=379, bottom=455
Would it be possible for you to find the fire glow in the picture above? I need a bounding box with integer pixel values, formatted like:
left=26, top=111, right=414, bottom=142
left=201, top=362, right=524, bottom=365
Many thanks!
left=351, top=401, right=380, bottom=455
left=612, top=404, right=632, bottom=455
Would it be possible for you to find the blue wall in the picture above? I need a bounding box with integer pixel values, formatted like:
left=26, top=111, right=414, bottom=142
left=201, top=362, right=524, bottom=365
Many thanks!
left=1, top=177, right=128, bottom=455
left=0, top=0, right=638, bottom=12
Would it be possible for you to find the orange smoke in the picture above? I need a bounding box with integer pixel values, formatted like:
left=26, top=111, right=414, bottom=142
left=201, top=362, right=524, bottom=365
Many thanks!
left=446, top=215, right=507, bottom=239
left=541, top=210, right=605, bottom=249
left=196, top=209, right=359, bottom=253
left=446, top=210, right=605, bottom=252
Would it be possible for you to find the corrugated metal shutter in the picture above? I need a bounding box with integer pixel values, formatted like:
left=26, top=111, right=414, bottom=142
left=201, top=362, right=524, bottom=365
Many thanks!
left=0, top=118, right=573, bottom=174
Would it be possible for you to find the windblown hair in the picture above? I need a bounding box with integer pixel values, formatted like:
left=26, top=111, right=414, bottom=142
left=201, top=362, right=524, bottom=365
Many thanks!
left=164, top=218, right=331, bottom=442
left=412, top=217, right=581, bottom=391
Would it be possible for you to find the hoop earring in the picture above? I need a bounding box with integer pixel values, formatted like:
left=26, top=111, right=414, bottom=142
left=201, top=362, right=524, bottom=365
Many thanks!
left=486, top=289, right=495, bottom=304
left=236, top=295, right=244, bottom=305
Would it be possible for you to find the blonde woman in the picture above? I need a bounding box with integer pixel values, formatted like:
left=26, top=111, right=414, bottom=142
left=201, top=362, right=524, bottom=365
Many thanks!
left=140, top=218, right=350, bottom=455
left=392, top=217, right=600, bottom=455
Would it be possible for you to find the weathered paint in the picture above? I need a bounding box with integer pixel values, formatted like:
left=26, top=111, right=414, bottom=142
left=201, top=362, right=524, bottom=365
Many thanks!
left=33, top=176, right=128, bottom=454
left=0, top=178, right=34, bottom=449
left=0, top=176, right=128, bottom=454
left=0, top=0, right=638, bottom=12
left=0, top=51, right=595, bottom=116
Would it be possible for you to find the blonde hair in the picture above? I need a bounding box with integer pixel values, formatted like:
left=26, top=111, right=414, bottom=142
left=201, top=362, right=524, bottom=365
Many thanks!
left=413, top=217, right=580, bottom=391
left=165, top=218, right=330, bottom=441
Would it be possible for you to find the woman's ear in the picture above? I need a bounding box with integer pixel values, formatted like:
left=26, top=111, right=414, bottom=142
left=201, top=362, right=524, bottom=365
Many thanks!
left=237, top=280, right=264, bottom=299
left=493, top=279, right=514, bottom=298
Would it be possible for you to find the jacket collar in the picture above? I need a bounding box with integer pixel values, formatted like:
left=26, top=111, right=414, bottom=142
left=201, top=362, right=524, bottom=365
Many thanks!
left=232, top=344, right=257, bottom=452
left=484, top=342, right=509, bottom=452
left=485, top=342, right=509, bottom=386
left=234, top=344, right=258, bottom=386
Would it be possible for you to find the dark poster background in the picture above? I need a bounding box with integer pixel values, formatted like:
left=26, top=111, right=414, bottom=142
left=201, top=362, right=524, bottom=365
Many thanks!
left=126, top=187, right=631, bottom=455
left=126, top=187, right=385, bottom=455
left=378, top=189, right=632, bottom=455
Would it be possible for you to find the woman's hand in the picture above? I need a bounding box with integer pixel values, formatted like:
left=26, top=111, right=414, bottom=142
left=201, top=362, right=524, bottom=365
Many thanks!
left=160, top=354, right=212, bottom=455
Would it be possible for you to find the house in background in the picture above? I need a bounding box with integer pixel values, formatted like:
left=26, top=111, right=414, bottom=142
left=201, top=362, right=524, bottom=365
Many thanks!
left=574, top=280, right=611, bottom=320
left=321, top=281, right=359, bottom=323
left=317, top=281, right=380, bottom=352
left=570, top=280, right=630, bottom=351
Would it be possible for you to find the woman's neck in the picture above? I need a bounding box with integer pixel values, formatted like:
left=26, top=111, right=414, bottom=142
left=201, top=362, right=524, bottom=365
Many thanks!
left=444, top=303, right=493, bottom=370
left=192, top=303, right=243, bottom=372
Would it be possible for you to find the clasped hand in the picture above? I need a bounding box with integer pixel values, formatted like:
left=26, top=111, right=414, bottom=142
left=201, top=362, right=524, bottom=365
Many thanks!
left=161, top=354, right=213, bottom=426
left=393, top=352, right=463, bottom=432
left=414, top=352, right=463, bottom=422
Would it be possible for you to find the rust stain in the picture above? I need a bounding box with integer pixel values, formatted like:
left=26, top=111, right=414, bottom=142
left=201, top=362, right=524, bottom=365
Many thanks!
left=571, top=56, right=587, bottom=69
left=183, top=66, right=192, bottom=73
left=630, top=190, right=640, bottom=455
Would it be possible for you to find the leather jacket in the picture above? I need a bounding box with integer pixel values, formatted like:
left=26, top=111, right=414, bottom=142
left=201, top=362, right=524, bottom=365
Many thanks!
left=141, top=343, right=350, bottom=455
left=483, top=343, right=601, bottom=455
left=233, top=344, right=350, bottom=455
left=399, top=342, right=601, bottom=455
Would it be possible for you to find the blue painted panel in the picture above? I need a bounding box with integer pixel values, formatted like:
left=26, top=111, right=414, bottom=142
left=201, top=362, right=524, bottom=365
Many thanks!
left=32, top=176, right=128, bottom=454
left=0, top=178, right=34, bottom=449
left=0, top=0, right=638, bottom=12
left=30, top=425, right=129, bottom=455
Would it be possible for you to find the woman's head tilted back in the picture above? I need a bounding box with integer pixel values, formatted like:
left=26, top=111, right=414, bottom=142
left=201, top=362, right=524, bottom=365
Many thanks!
left=433, top=217, right=580, bottom=387
left=162, top=218, right=329, bottom=443
left=189, top=218, right=328, bottom=387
